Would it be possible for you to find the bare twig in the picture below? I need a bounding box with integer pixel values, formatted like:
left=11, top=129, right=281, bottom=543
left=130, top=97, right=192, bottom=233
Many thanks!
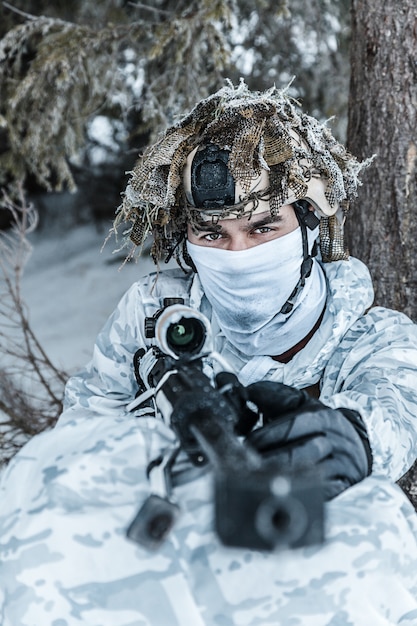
left=2, top=1, right=37, bottom=20
left=128, top=2, right=171, bottom=16
left=0, top=183, right=68, bottom=465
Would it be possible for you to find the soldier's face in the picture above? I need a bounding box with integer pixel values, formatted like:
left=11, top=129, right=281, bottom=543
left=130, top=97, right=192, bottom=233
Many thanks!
left=186, top=206, right=299, bottom=251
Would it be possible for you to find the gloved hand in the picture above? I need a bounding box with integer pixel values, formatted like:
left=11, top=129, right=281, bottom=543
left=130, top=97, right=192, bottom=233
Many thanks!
left=245, top=381, right=373, bottom=500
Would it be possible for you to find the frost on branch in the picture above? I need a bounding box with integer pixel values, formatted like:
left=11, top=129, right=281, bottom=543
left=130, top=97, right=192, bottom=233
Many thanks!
left=0, top=2, right=233, bottom=199
left=0, top=15, right=139, bottom=193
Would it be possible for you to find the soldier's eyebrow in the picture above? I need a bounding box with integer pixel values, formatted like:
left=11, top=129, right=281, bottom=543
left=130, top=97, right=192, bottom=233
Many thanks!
left=244, top=214, right=284, bottom=231
left=193, top=222, right=222, bottom=233
left=193, top=214, right=284, bottom=233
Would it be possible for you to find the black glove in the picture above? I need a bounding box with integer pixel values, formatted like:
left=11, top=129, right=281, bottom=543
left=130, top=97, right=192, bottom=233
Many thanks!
left=245, top=381, right=373, bottom=500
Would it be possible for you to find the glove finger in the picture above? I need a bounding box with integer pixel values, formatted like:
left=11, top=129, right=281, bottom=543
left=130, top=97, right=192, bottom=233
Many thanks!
left=322, top=417, right=371, bottom=480
left=246, top=381, right=306, bottom=421
left=254, top=435, right=333, bottom=469
left=319, top=444, right=369, bottom=486
left=247, top=409, right=324, bottom=451
left=318, top=455, right=355, bottom=500
left=323, top=477, right=351, bottom=501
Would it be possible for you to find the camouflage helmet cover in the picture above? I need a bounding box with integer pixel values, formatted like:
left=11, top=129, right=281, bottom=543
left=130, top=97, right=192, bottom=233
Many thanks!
left=114, top=80, right=371, bottom=265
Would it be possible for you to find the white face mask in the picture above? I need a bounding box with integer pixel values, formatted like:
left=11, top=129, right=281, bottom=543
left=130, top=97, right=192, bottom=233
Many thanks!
left=186, top=227, right=327, bottom=357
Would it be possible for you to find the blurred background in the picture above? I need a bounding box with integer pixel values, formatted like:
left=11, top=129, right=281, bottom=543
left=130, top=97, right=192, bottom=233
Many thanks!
left=0, top=0, right=351, bottom=233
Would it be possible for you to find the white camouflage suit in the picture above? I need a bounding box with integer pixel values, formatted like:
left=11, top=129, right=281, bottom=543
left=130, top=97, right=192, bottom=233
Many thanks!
left=2, top=256, right=417, bottom=626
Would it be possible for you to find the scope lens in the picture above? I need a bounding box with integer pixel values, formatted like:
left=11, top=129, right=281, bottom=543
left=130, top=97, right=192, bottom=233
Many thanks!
left=166, top=317, right=205, bottom=354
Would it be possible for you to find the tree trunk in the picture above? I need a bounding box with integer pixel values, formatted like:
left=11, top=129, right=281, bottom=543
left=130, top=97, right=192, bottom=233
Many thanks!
left=346, top=0, right=417, bottom=320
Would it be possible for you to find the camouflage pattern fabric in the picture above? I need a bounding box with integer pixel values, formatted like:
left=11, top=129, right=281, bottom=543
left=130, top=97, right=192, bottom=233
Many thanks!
left=2, top=257, right=417, bottom=625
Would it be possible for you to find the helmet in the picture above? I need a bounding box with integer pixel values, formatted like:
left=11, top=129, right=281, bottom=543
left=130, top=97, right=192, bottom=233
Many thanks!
left=182, top=138, right=339, bottom=223
left=115, top=81, right=372, bottom=265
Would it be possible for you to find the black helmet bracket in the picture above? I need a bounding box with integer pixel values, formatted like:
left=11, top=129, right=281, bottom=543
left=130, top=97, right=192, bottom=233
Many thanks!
left=190, top=143, right=235, bottom=209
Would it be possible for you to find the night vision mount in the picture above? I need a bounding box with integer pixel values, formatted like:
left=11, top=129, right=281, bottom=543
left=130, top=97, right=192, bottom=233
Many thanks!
left=190, top=143, right=236, bottom=209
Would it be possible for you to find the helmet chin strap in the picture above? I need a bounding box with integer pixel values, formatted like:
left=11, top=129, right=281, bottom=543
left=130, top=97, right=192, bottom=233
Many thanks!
left=279, top=201, right=320, bottom=315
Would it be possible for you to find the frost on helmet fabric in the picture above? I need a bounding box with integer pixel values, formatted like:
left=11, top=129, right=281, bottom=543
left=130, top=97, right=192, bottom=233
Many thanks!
left=114, top=80, right=372, bottom=266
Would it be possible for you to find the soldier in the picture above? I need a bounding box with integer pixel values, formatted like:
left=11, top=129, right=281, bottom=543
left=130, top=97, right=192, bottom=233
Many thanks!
left=2, top=82, right=417, bottom=625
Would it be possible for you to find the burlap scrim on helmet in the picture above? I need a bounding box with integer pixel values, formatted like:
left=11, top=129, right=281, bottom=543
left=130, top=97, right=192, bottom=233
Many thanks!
left=113, top=80, right=372, bottom=266
left=320, top=213, right=349, bottom=262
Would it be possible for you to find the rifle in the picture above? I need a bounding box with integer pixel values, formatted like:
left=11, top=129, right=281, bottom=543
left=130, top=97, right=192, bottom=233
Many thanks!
left=126, top=300, right=324, bottom=552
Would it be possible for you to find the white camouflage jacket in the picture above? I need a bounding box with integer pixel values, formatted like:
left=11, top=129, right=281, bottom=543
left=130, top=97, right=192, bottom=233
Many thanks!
left=1, top=257, right=417, bottom=626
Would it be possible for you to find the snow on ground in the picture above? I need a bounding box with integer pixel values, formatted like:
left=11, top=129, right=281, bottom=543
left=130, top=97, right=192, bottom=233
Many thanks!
left=22, top=223, right=165, bottom=376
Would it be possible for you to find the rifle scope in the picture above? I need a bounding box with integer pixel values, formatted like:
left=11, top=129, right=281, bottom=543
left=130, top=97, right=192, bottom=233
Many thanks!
left=153, top=304, right=212, bottom=359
